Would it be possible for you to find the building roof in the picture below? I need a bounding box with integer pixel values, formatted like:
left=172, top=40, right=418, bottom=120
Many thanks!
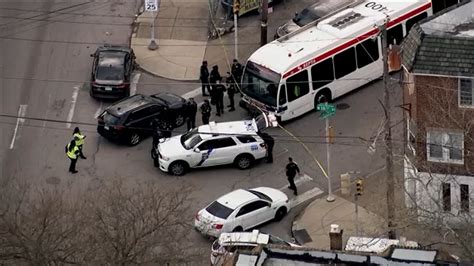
left=402, top=1, right=474, bottom=77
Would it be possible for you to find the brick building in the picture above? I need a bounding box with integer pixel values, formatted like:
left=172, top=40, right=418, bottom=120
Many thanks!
left=401, top=1, right=474, bottom=225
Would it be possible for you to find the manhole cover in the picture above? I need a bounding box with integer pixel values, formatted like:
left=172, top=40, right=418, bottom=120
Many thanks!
left=336, top=103, right=350, bottom=110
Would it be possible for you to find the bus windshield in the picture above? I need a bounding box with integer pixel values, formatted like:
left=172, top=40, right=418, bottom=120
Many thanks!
left=241, top=61, right=281, bottom=107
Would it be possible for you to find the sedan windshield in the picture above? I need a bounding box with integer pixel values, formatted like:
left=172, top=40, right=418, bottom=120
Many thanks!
left=206, top=201, right=234, bottom=219
left=180, top=129, right=202, bottom=149
left=241, top=61, right=281, bottom=107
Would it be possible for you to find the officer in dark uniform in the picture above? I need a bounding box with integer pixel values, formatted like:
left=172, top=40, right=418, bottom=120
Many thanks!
left=285, top=157, right=300, bottom=195
left=200, top=61, right=210, bottom=96
left=200, top=100, right=212, bottom=125
left=214, top=79, right=225, bottom=116
left=226, top=72, right=236, bottom=111
left=186, top=98, right=198, bottom=131
left=259, top=132, right=274, bottom=163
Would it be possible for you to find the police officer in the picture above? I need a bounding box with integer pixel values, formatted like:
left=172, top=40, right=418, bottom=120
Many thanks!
left=186, top=98, right=198, bottom=131
left=200, top=99, right=212, bottom=125
left=200, top=61, right=211, bottom=96
left=72, top=127, right=86, bottom=159
left=226, top=72, right=236, bottom=111
left=214, top=79, right=225, bottom=116
left=66, top=139, right=80, bottom=173
left=231, top=59, right=243, bottom=91
left=285, top=157, right=300, bottom=195
left=210, top=65, right=222, bottom=85
left=259, top=132, right=274, bottom=163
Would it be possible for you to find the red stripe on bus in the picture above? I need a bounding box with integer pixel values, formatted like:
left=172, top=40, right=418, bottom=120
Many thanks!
left=282, top=2, right=431, bottom=79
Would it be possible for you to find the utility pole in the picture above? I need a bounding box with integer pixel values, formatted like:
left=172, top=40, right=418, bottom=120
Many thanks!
left=233, top=0, right=240, bottom=60
left=380, top=22, right=396, bottom=239
left=260, top=0, right=268, bottom=46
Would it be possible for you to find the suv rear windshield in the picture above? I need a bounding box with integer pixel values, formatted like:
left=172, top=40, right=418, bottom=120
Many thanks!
left=96, top=52, right=126, bottom=81
left=102, top=111, right=120, bottom=125
left=206, top=201, right=234, bottom=219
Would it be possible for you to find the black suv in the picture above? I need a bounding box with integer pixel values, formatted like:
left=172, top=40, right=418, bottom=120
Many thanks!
left=97, top=93, right=188, bottom=145
left=90, top=45, right=136, bottom=99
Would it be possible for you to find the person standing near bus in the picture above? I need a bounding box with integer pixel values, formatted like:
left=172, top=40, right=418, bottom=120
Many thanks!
left=200, top=61, right=211, bottom=96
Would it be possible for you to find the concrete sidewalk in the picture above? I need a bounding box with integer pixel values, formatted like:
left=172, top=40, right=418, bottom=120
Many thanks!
left=292, top=194, right=387, bottom=250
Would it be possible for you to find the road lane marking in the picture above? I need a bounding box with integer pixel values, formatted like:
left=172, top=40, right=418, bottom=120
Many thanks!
left=41, top=94, right=52, bottom=132
left=130, top=72, right=141, bottom=96
left=9, top=104, right=27, bottom=149
left=290, top=187, right=324, bottom=208
left=94, top=101, right=103, bottom=119
left=66, top=85, right=80, bottom=128
left=181, top=86, right=201, bottom=99
left=278, top=174, right=313, bottom=191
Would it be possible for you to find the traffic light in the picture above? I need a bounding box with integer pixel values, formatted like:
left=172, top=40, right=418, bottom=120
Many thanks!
left=233, top=0, right=240, bottom=14
left=356, top=179, right=363, bottom=196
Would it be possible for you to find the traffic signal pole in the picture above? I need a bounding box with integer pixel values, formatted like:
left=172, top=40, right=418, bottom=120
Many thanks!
left=326, top=118, right=335, bottom=202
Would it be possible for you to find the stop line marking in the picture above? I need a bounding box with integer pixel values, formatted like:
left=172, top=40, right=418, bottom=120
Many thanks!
left=66, top=85, right=80, bottom=128
left=9, top=104, right=27, bottom=149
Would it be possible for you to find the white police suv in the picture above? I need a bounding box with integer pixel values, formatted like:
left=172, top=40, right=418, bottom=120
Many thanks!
left=152, top=118, right=270, bottom=176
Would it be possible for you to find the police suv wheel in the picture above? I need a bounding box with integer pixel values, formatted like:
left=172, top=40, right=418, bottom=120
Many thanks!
left=175, top=114, right=185, bottom=127
left=235, top=154, right=253, bottom=170
left=169, top=161, right=187, bottom=176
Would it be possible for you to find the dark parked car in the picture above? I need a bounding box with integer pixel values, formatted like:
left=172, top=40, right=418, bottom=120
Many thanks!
left=90, top=45, right=136, bottom=99
left=97, top=93, right=188, bottom=145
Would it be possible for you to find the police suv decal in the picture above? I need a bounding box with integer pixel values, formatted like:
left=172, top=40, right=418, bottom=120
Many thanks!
left=251, top=144, right=258, bottom=151
left=196, top=148, right=213, bottom=166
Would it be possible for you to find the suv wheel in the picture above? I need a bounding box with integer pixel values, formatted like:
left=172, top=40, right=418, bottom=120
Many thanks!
left=128, top=133, right=141, bottom=146
left=235, top=154, right=254, bottom=170
left=169, top=161, right=187, bottom=176
left=174, top=114, right=185, bottom=127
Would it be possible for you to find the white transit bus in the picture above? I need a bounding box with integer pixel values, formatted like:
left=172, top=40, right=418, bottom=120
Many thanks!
left=240, top=0, right=433, bottom=121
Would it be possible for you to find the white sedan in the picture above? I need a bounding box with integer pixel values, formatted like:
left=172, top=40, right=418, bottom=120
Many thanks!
left=194, top=187, right=290, bottom=238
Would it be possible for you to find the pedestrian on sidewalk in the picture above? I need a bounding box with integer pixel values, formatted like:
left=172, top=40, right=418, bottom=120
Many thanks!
left=200, top=61, right=210, bottom=96
left=210, top=65, right=221, bottom=85
left=200, top=99, right=212, bottom=125
left=259, top=132, right=274, bottom=163
left=214, top=79, right=225, bottom=116
left=72, top=127, right=87, bottom=159
left=285, top=157, right=300, bottom=195
left=226, top=72, right=236, bottom=111
left=186, top=98, right=197, bottom=131
left=65, top=139, right=80, bottom=174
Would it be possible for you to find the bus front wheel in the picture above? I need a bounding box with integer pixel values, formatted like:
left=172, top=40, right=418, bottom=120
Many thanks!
left=314, top=90, right=332, bottom=111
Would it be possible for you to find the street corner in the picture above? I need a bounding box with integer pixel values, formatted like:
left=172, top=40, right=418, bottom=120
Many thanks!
left=131, top=38, right=206, bottom=80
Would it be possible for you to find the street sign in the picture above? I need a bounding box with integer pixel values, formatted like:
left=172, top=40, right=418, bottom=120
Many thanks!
left=145, top=0, right=159, bottom=11
left=317, top=103, right=336, bottom=119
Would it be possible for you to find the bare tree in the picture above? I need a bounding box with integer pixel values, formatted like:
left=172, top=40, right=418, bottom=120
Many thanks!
left=0, top=179, right=203, bottom=265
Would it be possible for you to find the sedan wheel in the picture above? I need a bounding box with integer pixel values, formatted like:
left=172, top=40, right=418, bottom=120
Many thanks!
left=129, top=133, right=141, bottom=146
left=174, top=114, right=185, bottom=127
left=274, top=207, right=287, bottom=221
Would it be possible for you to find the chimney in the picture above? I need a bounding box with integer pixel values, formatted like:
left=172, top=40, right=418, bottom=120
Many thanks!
left=329, top=224, right=343, bottom=250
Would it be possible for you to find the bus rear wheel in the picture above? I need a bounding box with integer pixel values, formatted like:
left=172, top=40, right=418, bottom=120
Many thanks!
left=314, top=90, right=332, bottom=111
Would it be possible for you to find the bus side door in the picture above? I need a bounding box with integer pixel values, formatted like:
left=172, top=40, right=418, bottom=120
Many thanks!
left=283, top=70, right=313, bottom=119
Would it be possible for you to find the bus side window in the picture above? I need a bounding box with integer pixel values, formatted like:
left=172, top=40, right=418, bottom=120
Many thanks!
left=405, top=12, right=428, bottom=34
left=356, top=38, right=379, bottom=69
left=387, top=24, right=403, bottom=45
left=287, top=70, right=309, bottom=102
left=311, top=58, right=334, bottom=90
left=278, top=85, right=287, bottom=105
left=334, top=47, right=356, bottom=79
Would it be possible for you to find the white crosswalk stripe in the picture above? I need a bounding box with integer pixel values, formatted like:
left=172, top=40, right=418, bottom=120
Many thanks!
left=277, top=174, right=324, bottom=208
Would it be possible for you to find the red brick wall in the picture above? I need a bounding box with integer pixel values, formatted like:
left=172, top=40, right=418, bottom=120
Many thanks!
left=409, top=75, right=474, bottom=176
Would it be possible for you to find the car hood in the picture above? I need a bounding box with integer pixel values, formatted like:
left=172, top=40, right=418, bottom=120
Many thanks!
left=158, top=135, right=188, bottom=157
left=251, top=187, right=288, bottom=204
left=94, top=79, right=124, bottom=86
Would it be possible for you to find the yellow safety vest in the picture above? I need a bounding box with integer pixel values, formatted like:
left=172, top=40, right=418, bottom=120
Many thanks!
left=73, top=133, right=85, bottom=146
left=67, top=144, right=79, bottom=159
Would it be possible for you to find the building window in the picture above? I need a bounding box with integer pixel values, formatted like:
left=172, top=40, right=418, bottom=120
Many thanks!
left=460, top=184, right=469, bottom=213
left=442, top=183, right=451, bottom=212
left=427, top=131, right=464, bottom=164
left=459, top=78, right=474, bottom=107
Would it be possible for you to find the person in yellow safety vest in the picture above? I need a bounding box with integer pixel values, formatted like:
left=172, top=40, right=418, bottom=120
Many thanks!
left=65, top=139, right=80, bottom=173
left=73, top=127, right=87, bottom=159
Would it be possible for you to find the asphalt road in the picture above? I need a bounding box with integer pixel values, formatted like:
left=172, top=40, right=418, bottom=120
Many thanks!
left=0, top=0, right=403, bottom=263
